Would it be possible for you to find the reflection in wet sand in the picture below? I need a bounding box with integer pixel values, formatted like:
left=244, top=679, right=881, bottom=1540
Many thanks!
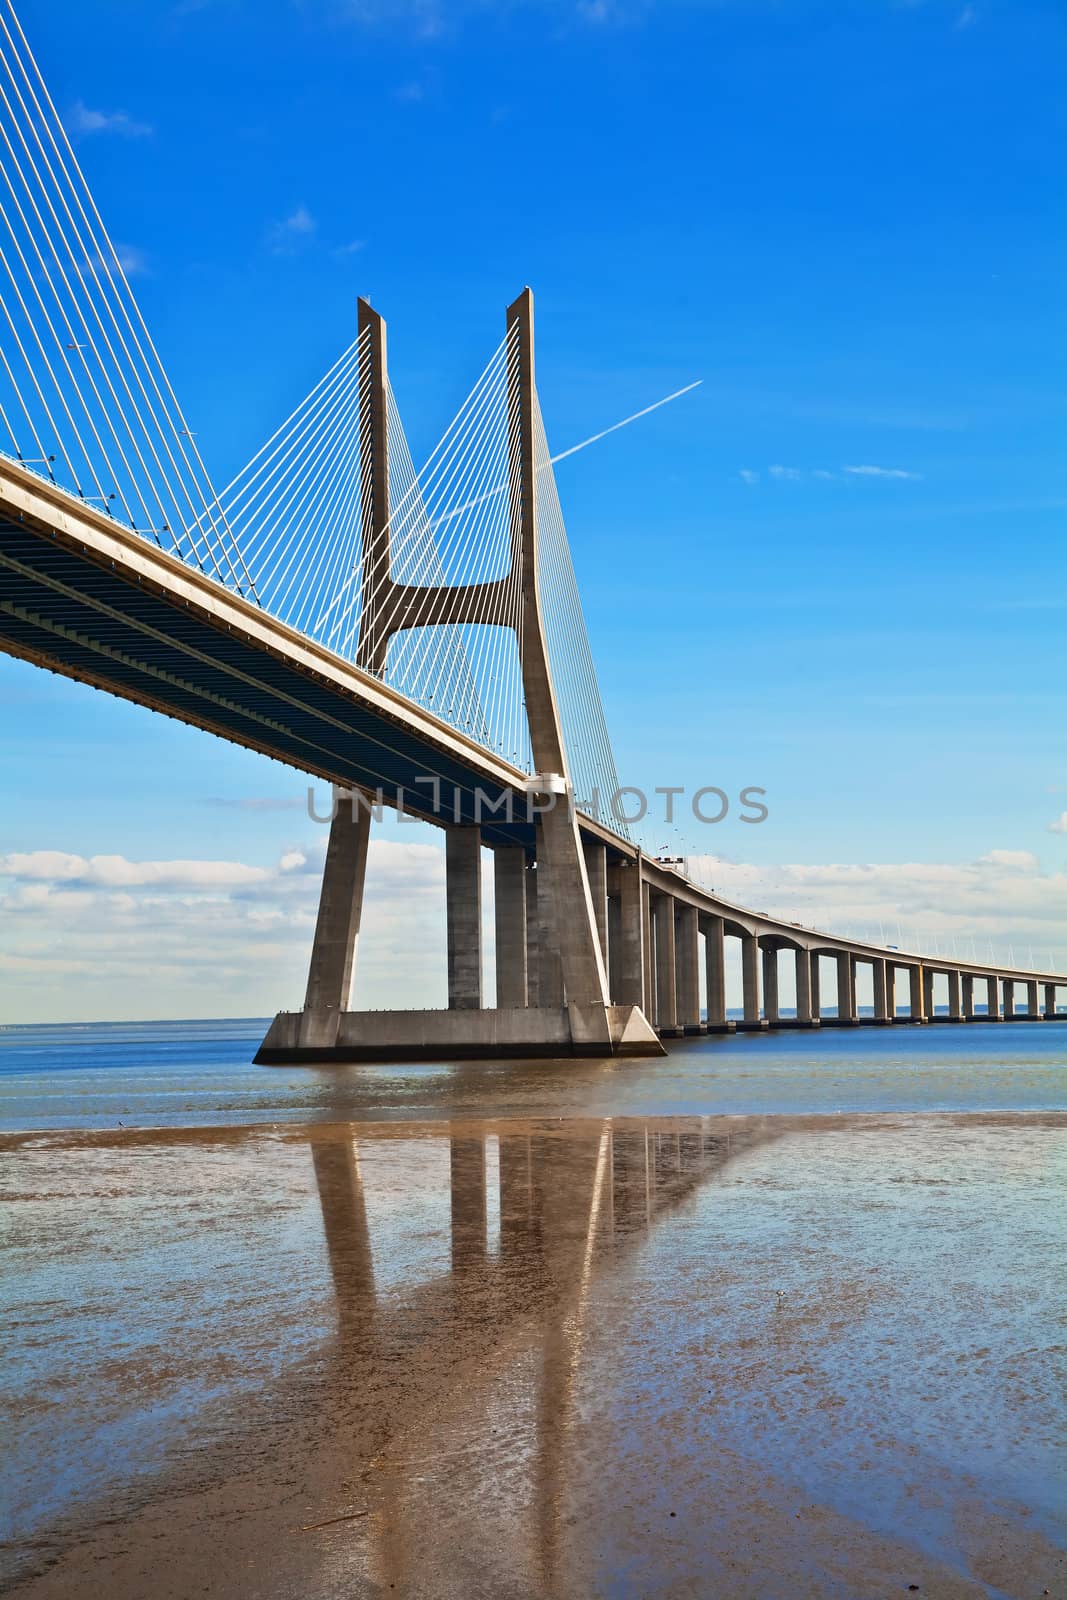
left=2, top=1113, right=1064, bottom=1598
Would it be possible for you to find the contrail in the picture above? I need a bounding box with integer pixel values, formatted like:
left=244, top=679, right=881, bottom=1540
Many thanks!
left=315, top=381, right=707, bottom=633
left=550, top=380, right=702, bottom=464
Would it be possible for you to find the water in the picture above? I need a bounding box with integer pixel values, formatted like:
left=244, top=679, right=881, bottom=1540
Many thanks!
left=1, top=1015, right=1065, bottom=1130
left=2, top=1021, right=1064, bottom=1598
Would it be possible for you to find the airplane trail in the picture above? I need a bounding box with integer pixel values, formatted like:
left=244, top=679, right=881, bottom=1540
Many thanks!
left=549, top=380, right=702, bottom=464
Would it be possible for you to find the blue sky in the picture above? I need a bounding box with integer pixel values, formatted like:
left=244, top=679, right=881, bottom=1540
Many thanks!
left=2, top=0, right=1065, bottom=1019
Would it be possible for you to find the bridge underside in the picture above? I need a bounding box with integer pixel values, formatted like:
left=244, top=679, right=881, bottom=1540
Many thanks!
left=0, top=516, right=543, bottom=852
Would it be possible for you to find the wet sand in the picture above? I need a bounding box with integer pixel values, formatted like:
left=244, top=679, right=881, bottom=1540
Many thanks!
left=2, top=1109, right=1064, bottom=1598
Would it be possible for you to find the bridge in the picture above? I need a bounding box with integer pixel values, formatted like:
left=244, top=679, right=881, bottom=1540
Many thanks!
left=0, top=0, right=1062, bottom=1059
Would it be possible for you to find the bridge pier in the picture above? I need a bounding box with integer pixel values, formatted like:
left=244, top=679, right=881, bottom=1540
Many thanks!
left=703, top=914, right=730, bottom=1031
left=907, top=965, right=926, bottom=1023
left=872, top=957, right=889, bottom=1024
left=761, top=946, right=780, bottom=1026
left=296, top=790, right=373, bottom=1050
left=532, top=854, right=566, bottom=1010
left=825, top=950, right=858, bottom=1025
left=795, top=948, right=814, bottom=1026
left=583, top=840, right=609, bottom=965
left=738, top=933, right=765, bottom=1030
left=653, top=893, right=681, bottom=1036
left=675, top=903, right=702, bottom=1034
left=987, top=974, right=1002, bottom=1020
left=946, top=968, right=963, bottom=1022
left=610, top=858, right=646, bottom=1011
left=446, top=827, right=483, bottom=1010
left=494, top=847, right=528, bottom=1008
left=1045, top=982, right=1059, bottom=1020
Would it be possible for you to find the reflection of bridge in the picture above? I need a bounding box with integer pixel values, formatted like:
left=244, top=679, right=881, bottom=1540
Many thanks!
left=310, top=1116, right=770, bottom=1591
left=0, top=5, right=1062, bottom=1057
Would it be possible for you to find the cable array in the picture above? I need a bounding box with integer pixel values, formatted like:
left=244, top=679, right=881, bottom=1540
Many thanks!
left=374, top=326, right=528, bottom=766
left=0, top=1, right=251, bottom=591
left=533, top=391, right=628, bottom=834
left=316, top=323, right=531, bottom=767
left=216, top=334, right=367, bottom=643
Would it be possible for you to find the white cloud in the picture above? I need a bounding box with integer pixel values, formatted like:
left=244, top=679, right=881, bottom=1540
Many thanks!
left=208, top=795, right=307, bottom=812
left=1048, top=813, right=1067, bottom=836
left=67, top=100, right=152, bottom=139
left=336, top=0, right=643, bottom=33
left=956, top=5, right=977, bottom=28
left=332, top=239, right=366, bottom=258
left=0, top=835, right=453, bottom=1022
left=683, top=850, right=1067, bottom=967
left=267, top=204, right=317, bottom=255
left=843, top=464, right=922, bottom=480
left=113, top=242, right=149, bottom=278
left=977, top=849, right=1039, bottom=870
left=744, top=464, right=921, bottom=486
left=0, top=849, right=270, bottom=889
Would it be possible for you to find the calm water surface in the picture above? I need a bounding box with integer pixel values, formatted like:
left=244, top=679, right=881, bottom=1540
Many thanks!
left=1, top=1015, right=1065, bottom=1129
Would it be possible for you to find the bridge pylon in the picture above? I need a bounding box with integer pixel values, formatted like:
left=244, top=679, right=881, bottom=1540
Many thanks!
left=259, top=290, right=662, bottom=1062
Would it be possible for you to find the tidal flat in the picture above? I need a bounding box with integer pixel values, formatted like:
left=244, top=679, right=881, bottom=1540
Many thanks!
left=2, top=1093, right=1064, bottom=1599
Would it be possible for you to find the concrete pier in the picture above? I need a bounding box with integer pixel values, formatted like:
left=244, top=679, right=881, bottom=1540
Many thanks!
left=302, top=791, right=372, bottom=1026
left=835, top=951, right=857, bottom=1024
left=946, top=968, right=962, bottom=1022
left=536, top=860, right=566, bottom=1010
left=987, top=974, right=1002, bottom=1020
left=446, top=827, right=483, bottom=1010
left=762, top=946, right=780, bottom=1026
left=583, top=840, right=609, bottom=969
left=795, top=947, right=813, bottom=1025
left=525, top=860, right=541, bottom=1007
left=260, top=1004, right=664, bottom=1062
left=872, top=957, right=889, bottom=1023
left=909, top=965, right=925, bottom=1023
left=612, top=859, right=646, bottom=1010
left=653, top=894, right=680, bottom=1035
left=675, top=904, right=701, bottom=1033
left=494, top=847, right=528, bottom=1008
left=740, top=933, right=762, bottom=1028
left=704, top=915, right=728, bottom=1030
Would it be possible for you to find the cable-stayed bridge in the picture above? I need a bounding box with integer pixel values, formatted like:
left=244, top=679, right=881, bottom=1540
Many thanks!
left=0, top=1, right=1062, bottom=1059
